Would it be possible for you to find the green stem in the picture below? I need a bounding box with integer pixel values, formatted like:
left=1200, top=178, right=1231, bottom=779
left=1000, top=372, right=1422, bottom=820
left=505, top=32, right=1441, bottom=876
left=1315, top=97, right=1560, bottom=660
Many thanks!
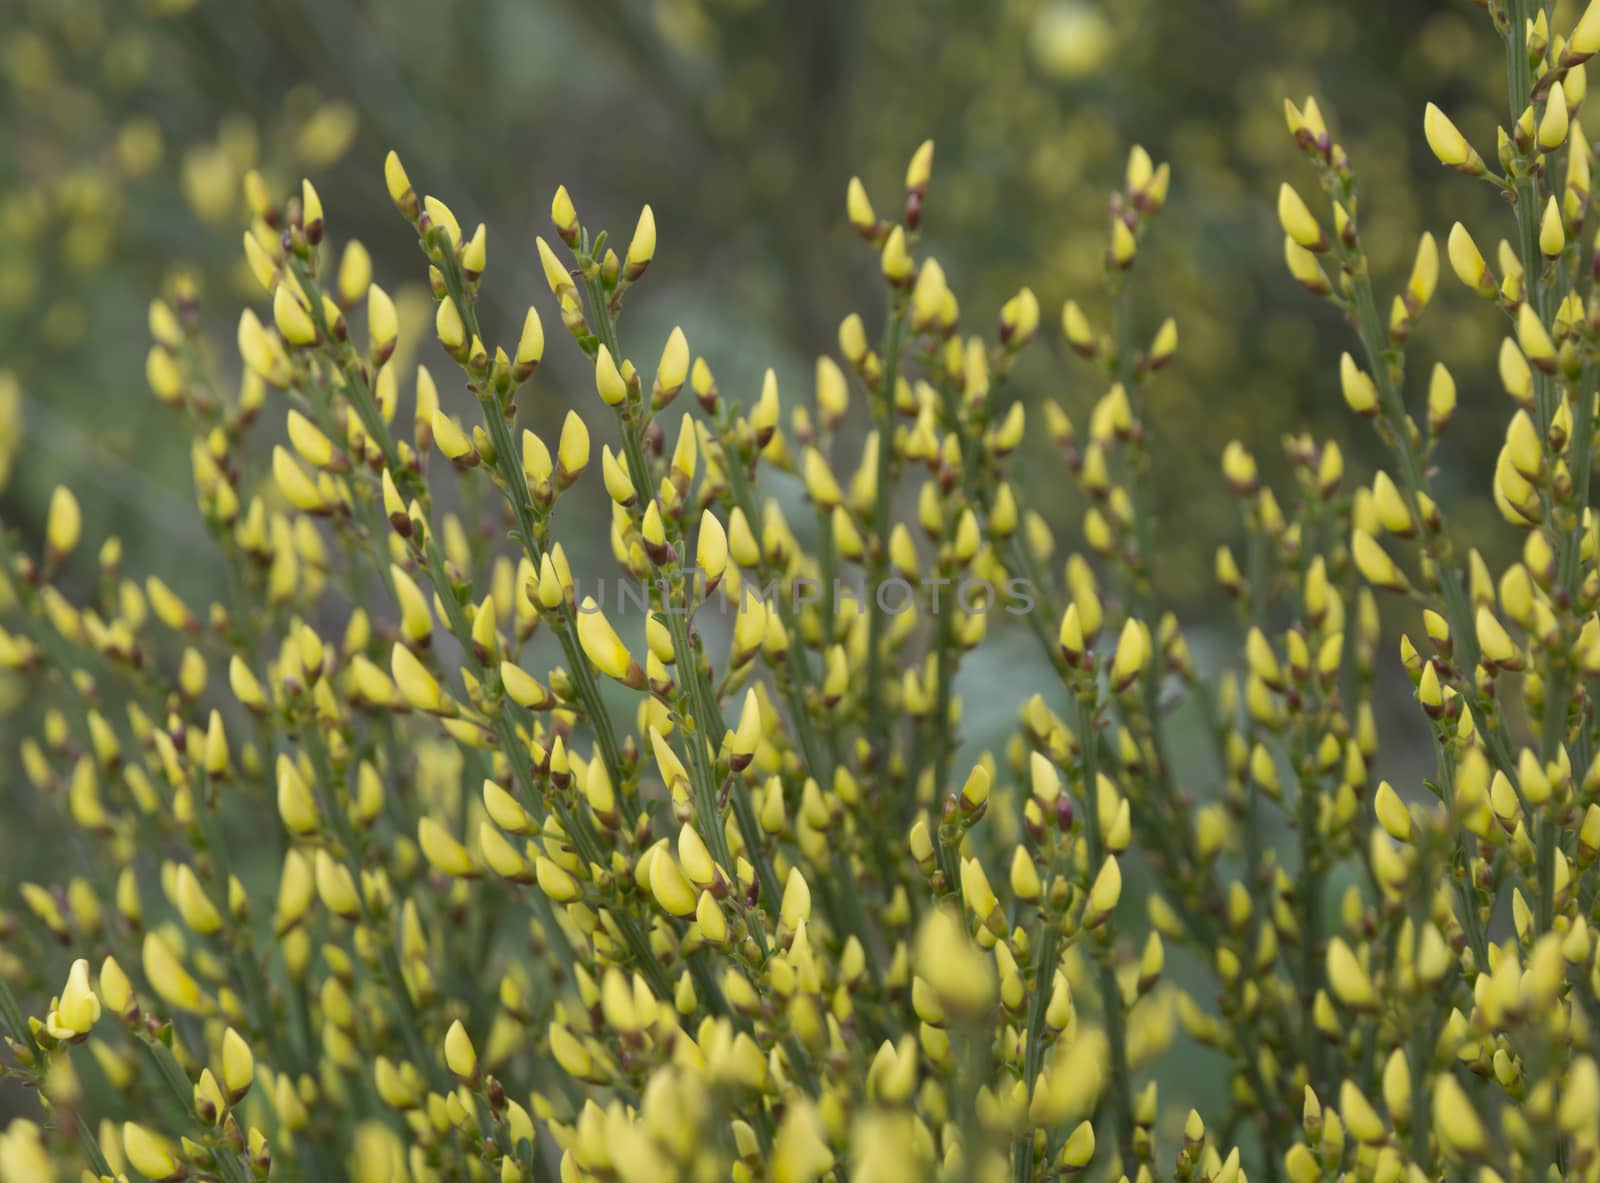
left=427, top=259, right=680, bottom=999
left=1012, top=919, right=1062, bottom=1183
left=578, top=267, right=654, bottom=501
left=924, top=570, right=959, bottom=806
left=300, top=727, right=444, bottom=1089
left=1348, top=262, right=1525, bottom=793
left=135, top=1033, right=254, bottom=1183
left=1074, top=696, right=1135, bottom=1168
left=471, top=386, right=628, bottom=793
left=1501, top=4, right=1562, bottom=938
left=864, top=308, right=907, bottom=757
left=721, top=433, right=885, bottom=972
left=725, top=457, right=836, bottom=780
left=1295, top=767, right=1325, bottom=1093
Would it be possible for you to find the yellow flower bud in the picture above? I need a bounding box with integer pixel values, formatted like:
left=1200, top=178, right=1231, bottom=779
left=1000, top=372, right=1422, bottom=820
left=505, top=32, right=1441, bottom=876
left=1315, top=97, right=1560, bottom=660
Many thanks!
left=814, top=359, right=850, bottom=430
left=1506, top=411, right=1544, bottom=482
left=368, top=283, right=398, bottom=362
left=905, top=139, right=935, bottom=192
left=444, top=1020, right=479, bottom=1083
left=625, top=204, right=656, bottom=279
left=866, top=1037, right=919, bottom=1103
left=313, top=848, right=362, bottom=920
left=1339, top=1081, right=1385, bottom=1144
left=654, top=326, right=689, bottom=403
left=173, top=864, right=222, bottom=935
left=43, top=958, right=100, bottom=1040
left=1423, top=103, right=1483, bottom=172
left=384, top=149, right=415, bottom=211
left=846, top=176, right=876, bottom=235
left=1337, top=352, right=1380, bottom=416
left=549, top=412, right=590, bottom=489
left=272, top=446, right=326, bottom=513
left=242, top=230, right=280, bottom=294
left=1475, top=606, right=1521, bottom=669
left=423, top=195, right=461, bottom=249
left=954, top=764, right=989, bottom=812
left=1277, top=183, right=1326, bottom=251
left=1417, top=661, right=1444, bottom=716
left=1060, top=1121, right=1096, bottom=1170
left=914, top=906, right=994, bottom=1017
left=1516, top=302, right=1557, bottom=370
left=576, top=598, right=640, bottom=686
left=1148, top=316, right=1178, bottom=368
left=99, top=955, right=134, bottom=1018
left=596, top=445, right=633, bottom=507
left=478, top=782, right=530, bottom=838
left=222, top=1028, right=254, bottom=1102
left=1061, top=301, right=1095, bottom=357
left=1402, top=233, right=1439, bottom=314
left=1352, top=530, right=1408, bottom=594
left=545, top=186, right=579, bottom=249
left=546, top=1023, right=593, bottom=1083
left=1576, top=0, right=1600, bottom=54
left=516, top=435, right=553, bottom=499
left=595, top=345, right=628, bottom=406
left=1283, top=235, right=1329, bottom=294
left=677, top=822, right=716, bottom=887
left=1446, top=223, right=1493, bottom=297
left=462, top=223, right=487, bottom=276
left=499, top=660, right=551, bottom=711
left=418, top=817, right=478, bottom=878
left=696, top=890, right=729, bottom=945
left=123, top=1122, right=183, bottom=1182
left=45, top=486, right=81, bottom=561
left=1374, top=781, right=1412, bottom=842
left=839, top=312, right=869, bottom=364
left=910, top=257, right=948, bottom=328
left=730, top=689, right=762, bottom=769
left=1110, top=218, right=1137, bottom=266
left=1426, top=363, right=1458, bottom=436
left=434, top=297, right=466, bottom=353
left=391, top=642, right=448, bottom=713
left=332, top=238, right=372, bottom=306
left=1540, top=80, right=1571, bottom=149
left=1540, top=196, right=1566, bottom=256
left=1010, top=847, right=1041, bottom=903
left=781, top=867, right=813, bottom=930
left=534, top=235, right=575, bottom=305
left=1086, top=855, right=1122, bottom=924
left=1431, top=1074, right=1486, bottom=1156
left=1110, top=618, right=1149, bottom=691
left=142, top=931, right=208, bottom=1014
left=649, top=849, right=697, bottom=918
left=881, top=226, right=913, bottom=283
left=273, top=283, right=318, bottom=346
left=1326, top=938, right=1375, bottom=1009
left=286, top=409, right=339, bottom=471
left=1559, top=1057, right=1599, bottom=1132
left=1221, top=440, right=1258, bottom=492
left=1245, top=627, right=1283, bottom=690
left=689, top=512, right=728, bottom=593
left=535, top=856, right=581, bottom=904
left=772, top=1101, right=835, bottom=1183
left=1377, top=1048, right=1412, bottom=1127
left=748, top=369, right=780, bottom=445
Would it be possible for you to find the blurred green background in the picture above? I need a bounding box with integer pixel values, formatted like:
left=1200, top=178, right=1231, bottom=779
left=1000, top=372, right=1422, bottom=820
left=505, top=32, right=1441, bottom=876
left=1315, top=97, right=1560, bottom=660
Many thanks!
left=0, top=0, right=1543, bottom=1146
left=1, top=0, right=1526, bottom=586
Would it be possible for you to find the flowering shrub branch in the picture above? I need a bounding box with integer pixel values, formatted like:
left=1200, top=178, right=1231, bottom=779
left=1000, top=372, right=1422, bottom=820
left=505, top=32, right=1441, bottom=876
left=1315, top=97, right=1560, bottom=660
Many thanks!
left=5, top=3, right=1600, bottom=1182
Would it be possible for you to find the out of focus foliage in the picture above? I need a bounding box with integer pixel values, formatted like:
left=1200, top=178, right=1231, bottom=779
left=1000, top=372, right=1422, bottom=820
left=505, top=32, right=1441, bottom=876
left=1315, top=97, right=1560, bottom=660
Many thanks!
left=0, top=0, right=1531, bottom=595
